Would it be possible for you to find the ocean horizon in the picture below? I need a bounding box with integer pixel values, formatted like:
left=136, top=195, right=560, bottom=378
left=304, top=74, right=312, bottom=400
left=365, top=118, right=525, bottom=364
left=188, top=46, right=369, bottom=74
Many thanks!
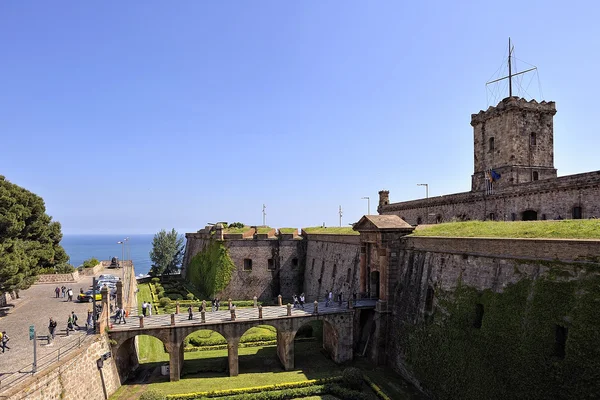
left=60, top=234, right=155, bottom=276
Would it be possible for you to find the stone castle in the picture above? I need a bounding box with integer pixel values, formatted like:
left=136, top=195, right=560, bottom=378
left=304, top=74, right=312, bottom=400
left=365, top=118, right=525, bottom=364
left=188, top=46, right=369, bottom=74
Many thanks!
left=378, top=96, right=600, bottom=224
left=180, top=95, right=600, bottom=398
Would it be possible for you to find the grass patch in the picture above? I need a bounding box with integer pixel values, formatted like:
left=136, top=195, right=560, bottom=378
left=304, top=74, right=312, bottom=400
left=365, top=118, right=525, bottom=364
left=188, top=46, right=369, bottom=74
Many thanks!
left=224, top=226, right=251, bottom=234
left=138, top=335, right=169, bottom=363
left=256, top=226, right=274, bottom=234
left=303, top=227, right=359, bottom=235
left=137, top=283, right=155, bottom=315
left=411, top=220, right=600, bottom=239
left=279, top=228, right=297, bottom=234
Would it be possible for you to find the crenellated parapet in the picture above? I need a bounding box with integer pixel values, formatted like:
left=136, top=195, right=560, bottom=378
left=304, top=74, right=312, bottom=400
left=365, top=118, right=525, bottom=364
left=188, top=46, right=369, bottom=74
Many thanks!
left=471, top=96, right=556, bottom=126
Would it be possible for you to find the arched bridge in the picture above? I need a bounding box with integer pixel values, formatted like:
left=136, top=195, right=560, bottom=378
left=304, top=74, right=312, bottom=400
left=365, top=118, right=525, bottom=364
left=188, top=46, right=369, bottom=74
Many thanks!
left=109, top=301, right=370, bottom=382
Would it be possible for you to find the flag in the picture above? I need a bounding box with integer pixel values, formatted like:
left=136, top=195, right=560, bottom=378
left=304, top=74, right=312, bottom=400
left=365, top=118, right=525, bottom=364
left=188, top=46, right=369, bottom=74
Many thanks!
left=491, top=170, right=501, bottom=182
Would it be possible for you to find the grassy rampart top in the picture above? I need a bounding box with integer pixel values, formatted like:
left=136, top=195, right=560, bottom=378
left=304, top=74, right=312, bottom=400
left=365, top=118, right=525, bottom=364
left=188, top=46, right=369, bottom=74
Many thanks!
left=224, top=226, right=251, bottom=234
left=411, top=220, right=600, bottom=239
left=303, top=227, right=359, bottom=235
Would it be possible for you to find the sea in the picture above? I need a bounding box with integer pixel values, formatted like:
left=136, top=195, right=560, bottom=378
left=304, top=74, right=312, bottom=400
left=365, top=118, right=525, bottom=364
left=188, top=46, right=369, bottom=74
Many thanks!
left=60, top=234, right=154, bottom=276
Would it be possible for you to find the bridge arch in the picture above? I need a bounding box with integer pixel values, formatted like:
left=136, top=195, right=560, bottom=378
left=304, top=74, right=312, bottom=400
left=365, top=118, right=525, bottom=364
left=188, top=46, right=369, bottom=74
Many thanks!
left=181, top=328, right=229, bottom=378
left=112, top=331, right=171, bottom=383
left=237, top=324, right=281, bottom=372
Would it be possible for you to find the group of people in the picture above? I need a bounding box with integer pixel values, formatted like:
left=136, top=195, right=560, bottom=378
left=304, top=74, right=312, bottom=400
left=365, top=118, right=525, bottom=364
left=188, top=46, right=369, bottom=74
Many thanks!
left=324, top=290, right=344, bottom=307
left=293, top=293, right=306, bottom=309
left=113, top=306, right=127, bottom=324
left=141, top=301, right=153, bottom=316
left=0, top=331, right=10, bottom=353
left=48, top=311, right=95, bottom=342
left=54, top=286, right=75, bottom=302
left=211, top=298, right=221, bottom=312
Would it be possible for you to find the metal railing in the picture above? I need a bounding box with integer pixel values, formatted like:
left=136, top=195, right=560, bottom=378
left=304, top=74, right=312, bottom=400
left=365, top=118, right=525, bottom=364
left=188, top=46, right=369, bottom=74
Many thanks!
left=0, top=333, right=91, bottom=394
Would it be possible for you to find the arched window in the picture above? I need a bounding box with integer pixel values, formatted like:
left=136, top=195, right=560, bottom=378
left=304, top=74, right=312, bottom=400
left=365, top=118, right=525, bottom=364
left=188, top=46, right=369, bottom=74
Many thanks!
left=489, top=137, right=495, bottom=151
left=530, top=132, right=537, bottom=146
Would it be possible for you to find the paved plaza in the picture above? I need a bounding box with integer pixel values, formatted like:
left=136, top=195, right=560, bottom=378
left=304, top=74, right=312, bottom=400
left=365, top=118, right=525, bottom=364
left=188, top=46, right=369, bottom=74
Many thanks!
left=0, top=268, right=123, bottom=391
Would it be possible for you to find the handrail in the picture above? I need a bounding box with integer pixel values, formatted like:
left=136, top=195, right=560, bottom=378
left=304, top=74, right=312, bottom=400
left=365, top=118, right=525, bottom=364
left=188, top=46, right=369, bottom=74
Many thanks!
left=0, top=333, right=92, bottom=394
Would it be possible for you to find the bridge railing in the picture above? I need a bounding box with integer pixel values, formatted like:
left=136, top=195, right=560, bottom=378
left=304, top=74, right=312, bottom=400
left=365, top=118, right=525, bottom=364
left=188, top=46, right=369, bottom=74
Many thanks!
left=0, top=333, right=92, bottom=394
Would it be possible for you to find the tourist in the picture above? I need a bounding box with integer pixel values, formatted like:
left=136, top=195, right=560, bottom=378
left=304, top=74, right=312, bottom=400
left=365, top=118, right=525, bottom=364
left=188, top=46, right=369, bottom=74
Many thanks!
left=142, top=301, right=147, bottom=316
left=71, top=311, right=79, bottom=328
left=216, top=298, right=220, bottom=311
left=293, top=294, right=299, bottom=308
left=48, top=317, right=57, bottom=340
left=86, top=310, right=93, bottom=330
left=67, top=288, right=73, bottom=302
left=61, top=286, right=66, bottom=298
left=211, top=298, right=216, bottom=312
left=119, top=306, right=126, bottom=324
left=1, top=331, right=10, bottom=353
left=55, top=286, right=61, bottom=298
left=188, top=305, right=193, bottom=320
left=300, top=293, right=305, bottom=309
left=114, top=308, right=122, bottom=324
left=338, top=292, right=343, bottom=307
left=327, top=291, right=333, bottom=307
left=67, top=315, right=74, bottom=335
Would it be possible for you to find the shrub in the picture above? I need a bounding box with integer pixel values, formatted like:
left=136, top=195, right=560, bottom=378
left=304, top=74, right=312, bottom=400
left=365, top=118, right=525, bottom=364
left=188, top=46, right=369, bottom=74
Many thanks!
left=82, top=257, right=100, bottom=268
left=159, top=297, right=172, bottom=307
left=140, top=389, right=165, bottom=400
left=151, top=277, right=160, bottom=284
left=55, top=263, right=75, bottom=273
left=326, top=383, right=369, bottom=400
left=342, top=367, right=364, bottom=391
left=186, top=293, right=195, bottom=300
left=168, top=293, right=184, bottom=301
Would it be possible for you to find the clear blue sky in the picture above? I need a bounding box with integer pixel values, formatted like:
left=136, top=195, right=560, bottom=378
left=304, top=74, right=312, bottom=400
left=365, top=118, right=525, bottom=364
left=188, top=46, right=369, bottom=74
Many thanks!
left=1, top=1, right=599, bottom=234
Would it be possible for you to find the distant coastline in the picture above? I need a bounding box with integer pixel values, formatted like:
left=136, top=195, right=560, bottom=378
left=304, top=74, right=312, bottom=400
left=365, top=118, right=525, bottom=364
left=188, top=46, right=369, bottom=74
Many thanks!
left=60, top=234, right=154, bottom=276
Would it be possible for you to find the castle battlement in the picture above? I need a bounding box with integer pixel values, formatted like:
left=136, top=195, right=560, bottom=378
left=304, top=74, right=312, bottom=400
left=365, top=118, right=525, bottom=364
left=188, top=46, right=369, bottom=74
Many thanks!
left=471, top=96, right=556, bottom=126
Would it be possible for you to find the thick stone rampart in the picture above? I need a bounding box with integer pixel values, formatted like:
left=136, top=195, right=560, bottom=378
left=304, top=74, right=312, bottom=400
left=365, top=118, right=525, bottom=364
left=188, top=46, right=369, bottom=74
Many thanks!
left=2, top=335, right=120, bottom=400
left=379, top=170, right=600, bottom=225
left=79, top=263, right=105, bottom=276
left=303, top=234, right=361, bottom=302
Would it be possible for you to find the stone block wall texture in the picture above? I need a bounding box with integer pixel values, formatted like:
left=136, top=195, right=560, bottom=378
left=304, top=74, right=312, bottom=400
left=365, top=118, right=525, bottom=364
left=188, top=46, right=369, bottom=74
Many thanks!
left=471, top=97, right=557, bottom=191
left=35, top=271, right=79, bottom=284
left=79, top=263, right=105, bottom=276
left=182, top=233, right=304, bottom=302
left=4, top=335, right=120, bottom=400
left=302, top=234, right=361, bottom=302
left=384, top=235, right=600, bottom=390
left=380, top=170, right=600, bottom=225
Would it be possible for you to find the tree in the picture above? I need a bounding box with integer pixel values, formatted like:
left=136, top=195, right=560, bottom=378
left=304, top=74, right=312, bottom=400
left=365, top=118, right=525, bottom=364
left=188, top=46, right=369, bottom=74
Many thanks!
left=0, top=175, right=69, bottom=295
left=149, top=229, right=184, bottom=276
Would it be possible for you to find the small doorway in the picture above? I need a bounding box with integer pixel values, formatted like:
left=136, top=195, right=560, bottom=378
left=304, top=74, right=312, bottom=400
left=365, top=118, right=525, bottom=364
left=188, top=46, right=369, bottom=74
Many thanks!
left=370, top=271, right=380, bottom=299
left=522, top=210, right=538, bottom=221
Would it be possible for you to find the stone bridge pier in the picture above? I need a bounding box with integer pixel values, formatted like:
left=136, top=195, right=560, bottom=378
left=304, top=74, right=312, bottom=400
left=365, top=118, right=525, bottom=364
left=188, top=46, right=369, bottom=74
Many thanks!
left=110, top=311, right=354, bottom=382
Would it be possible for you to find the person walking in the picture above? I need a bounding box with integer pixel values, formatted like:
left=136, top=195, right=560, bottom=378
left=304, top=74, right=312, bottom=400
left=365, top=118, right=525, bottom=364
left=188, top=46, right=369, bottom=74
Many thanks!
left=188, top=305, right=193, bottom=320
left=327, top=291, right=333, bottom=307
left=67, top=288, right=73, bottom=302
left=61, top=286, right=66, bottom=298
left=1, top=331, right=10, bottom=353
left=55, top=286, right=60, bottom=298
left=142, top=301, right=147, bottom=317
left=211, top=298, right=216, bottom=312
left=293, top=294, right=299, bottom=308
left=48, top=317, right=57, bottom=340
left=71, top=311, right=79, bottom=328
left=215, top=298, right=220, bottom=311
left=338, top=292, right=343, bottom=307
left=300, top=293, right=305, bottom=309
left=86, top=310, right=93, bottom=330
left=66, top=315, right=74, bottom=335
left=119, top=306, right=126, bottom=324
left=114, top=307, right=122, bottom=324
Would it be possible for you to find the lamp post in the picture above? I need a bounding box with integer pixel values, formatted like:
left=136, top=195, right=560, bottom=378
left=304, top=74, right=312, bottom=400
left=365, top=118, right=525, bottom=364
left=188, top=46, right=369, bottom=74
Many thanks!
left=361, top=197, right=370, bottom=215
left=123, top=237, right=129, bottom=263
left=417, top=183, right=429, bottom=199
left=117, top=241, right=124, bottom=265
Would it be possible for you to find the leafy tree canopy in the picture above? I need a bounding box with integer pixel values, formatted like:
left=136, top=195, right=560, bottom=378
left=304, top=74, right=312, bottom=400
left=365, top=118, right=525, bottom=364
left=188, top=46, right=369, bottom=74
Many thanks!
left=0, top=175, right=69, bottom=293
left=149, top=228, right=184, bottom=276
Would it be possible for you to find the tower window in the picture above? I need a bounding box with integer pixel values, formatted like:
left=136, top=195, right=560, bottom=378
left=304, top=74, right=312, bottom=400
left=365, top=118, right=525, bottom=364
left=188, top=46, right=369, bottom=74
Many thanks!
left=573, top=206, right=583, bottom=219
left=267, top=258, right=275, bottom=270
left=243, top=258, right=253, bottom=271
left=417, top=217, right=423, bottom=225
left=489, top=213, right=495, bottom=221
left=489, top=137, right=495, bottom=151
left=530, top=132, right=537, bottom=146
left=533, top=171, right=539, bottom=181
left=292, top=258, right=298, bottom=267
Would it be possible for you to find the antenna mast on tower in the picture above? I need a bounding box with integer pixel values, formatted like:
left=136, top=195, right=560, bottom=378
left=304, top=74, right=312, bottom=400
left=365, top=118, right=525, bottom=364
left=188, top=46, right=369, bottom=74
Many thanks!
left=486, top=38, right=537, bottom=98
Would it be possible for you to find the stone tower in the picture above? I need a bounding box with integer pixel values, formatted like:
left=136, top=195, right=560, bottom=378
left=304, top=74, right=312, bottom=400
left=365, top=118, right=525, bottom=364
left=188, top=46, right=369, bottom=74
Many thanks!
left=377, top=190, right=390, bottom=214
left=470, top=97, right=557, bottom=192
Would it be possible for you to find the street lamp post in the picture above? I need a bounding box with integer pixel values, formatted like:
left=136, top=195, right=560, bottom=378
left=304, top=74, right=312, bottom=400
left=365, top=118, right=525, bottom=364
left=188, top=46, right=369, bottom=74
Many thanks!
left=123, top=237, right=130, bottom=263
left=417, top=183, right=429, bottom=199
left=361, top=197, right=370, bottom=215
left=117, top=241, right=124, bottom=265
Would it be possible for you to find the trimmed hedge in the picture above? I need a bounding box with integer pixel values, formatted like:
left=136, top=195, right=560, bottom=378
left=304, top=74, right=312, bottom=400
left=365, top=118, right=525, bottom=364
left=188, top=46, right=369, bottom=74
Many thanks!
left=184, top=337, right=316, bottom=353
left=166, top=377, right=341, bottom=399
left=363, top=375, right=392, bottom=400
